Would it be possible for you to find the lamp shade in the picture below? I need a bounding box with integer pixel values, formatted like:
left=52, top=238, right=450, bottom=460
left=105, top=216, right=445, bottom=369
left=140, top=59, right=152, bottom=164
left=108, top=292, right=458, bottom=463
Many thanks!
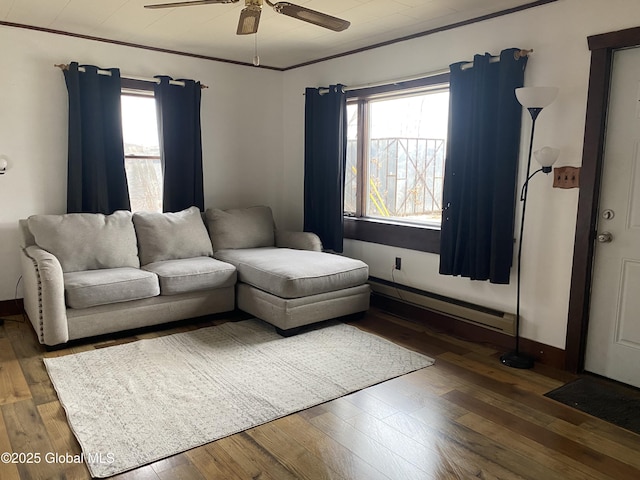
left=515, top=87, right=558, bottom=108
left=534, top=146, right=560, bottom=168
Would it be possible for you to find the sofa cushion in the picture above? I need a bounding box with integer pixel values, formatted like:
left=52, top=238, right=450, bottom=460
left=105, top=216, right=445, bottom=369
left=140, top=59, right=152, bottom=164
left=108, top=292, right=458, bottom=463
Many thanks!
left=133, top=206, right=213, bottom=266
left=27, top=211, right=139, bottom=273
left=64, top=268, right=159, bottom=309
left=213, top=247, right=369, bottom=299
left=206, top=206, right=275, bottom=251
left=143, top=257, right=237, bottom=296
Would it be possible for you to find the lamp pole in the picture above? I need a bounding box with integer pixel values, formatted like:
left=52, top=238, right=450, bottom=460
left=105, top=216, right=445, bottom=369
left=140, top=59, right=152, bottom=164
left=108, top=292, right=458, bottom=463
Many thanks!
left=500, top=86, right=559, bottom=369
left=500, top=107, right=540, bottom=369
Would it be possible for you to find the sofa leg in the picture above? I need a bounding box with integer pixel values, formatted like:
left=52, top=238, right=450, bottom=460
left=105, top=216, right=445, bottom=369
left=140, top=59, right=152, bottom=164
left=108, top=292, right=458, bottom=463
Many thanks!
left=346, top=310, right=367, bottom=321
left=275, top=326, right=302, bottom=337
left=44, top=343, right=68, bottom=352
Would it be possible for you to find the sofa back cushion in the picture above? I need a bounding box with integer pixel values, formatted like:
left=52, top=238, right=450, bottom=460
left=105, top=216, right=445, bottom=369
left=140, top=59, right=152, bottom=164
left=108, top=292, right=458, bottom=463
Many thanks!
left=206, top=206, right=275, bottom=251
left=27, top=211, right=139, bottom=273
left=133, top=206, right=213, bottom=265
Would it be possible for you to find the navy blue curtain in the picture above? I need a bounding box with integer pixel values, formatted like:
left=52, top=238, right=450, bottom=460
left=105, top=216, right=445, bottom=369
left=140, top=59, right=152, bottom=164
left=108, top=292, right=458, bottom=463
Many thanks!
left=64, top=62, right=130, bottom=214
left=154, top=76, right=204, bottom=212
left=439, top=48, right=527, bottom=284
left=304, top=85, right=347, bottom=252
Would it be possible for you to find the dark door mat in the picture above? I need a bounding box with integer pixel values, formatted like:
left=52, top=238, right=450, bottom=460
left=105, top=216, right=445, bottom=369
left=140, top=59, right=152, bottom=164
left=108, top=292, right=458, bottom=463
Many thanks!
left=545, top=375, right=640, bottom=435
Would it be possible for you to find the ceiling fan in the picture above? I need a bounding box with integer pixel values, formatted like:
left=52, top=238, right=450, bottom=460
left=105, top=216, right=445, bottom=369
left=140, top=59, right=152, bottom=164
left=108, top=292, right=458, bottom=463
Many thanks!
left=144, top=0, right=351, bottom=35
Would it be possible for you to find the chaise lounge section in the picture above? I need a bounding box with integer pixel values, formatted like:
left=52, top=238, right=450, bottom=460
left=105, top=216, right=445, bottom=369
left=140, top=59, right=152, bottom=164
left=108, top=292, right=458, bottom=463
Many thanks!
left=207, top=206, right=370, bottom=335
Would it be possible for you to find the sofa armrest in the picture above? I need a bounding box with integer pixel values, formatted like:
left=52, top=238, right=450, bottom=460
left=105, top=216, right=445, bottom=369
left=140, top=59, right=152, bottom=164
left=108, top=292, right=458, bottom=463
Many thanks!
left=21, top=246, right=69, bottom=346
left=275, top=231, right=323, bottom=252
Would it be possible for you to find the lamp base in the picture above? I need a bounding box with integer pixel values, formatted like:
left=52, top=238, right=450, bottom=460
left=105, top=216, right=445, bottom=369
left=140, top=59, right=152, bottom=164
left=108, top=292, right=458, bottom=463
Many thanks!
left=500, top=351, right=534, bottom=369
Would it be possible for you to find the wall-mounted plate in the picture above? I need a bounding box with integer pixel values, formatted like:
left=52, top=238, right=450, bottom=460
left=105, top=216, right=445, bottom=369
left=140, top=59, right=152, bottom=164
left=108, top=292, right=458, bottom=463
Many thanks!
left=553, top=166, right=580, bottom=189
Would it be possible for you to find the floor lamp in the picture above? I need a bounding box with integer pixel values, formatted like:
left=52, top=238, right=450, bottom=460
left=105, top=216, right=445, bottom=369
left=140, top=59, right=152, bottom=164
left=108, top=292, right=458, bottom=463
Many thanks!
left=500, top=86, right=559, bottom=369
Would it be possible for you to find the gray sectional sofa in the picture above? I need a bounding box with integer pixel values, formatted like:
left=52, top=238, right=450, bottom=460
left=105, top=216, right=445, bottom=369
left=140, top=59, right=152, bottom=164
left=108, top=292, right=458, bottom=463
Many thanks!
left=19, top=206, right=370, bottom=346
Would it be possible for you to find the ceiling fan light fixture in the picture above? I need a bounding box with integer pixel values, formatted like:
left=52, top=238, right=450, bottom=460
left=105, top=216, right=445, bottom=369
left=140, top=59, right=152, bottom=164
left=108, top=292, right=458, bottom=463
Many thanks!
left=237, top=5, right=261, bottom=34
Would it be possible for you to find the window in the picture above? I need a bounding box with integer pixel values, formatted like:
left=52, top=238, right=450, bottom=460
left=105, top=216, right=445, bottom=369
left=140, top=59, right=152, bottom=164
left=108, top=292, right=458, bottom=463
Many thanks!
left=121, top=90, right=162, bottom=212
left=344, top=74, right=450, bottom=253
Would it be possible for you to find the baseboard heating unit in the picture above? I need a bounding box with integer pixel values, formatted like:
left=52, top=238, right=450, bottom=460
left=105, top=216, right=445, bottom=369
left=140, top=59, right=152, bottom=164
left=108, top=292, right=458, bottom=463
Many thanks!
left=368, top=277, right=516, bottom=336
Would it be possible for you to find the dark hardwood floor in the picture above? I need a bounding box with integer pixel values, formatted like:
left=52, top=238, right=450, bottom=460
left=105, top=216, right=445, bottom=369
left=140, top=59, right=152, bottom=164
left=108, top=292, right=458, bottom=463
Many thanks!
left=1, top=307, right=639, bottom=479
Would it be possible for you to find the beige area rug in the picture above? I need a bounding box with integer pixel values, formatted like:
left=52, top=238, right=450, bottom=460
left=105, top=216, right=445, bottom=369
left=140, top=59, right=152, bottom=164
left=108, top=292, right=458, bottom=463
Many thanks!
left=44, top=319, right=435, bottom=478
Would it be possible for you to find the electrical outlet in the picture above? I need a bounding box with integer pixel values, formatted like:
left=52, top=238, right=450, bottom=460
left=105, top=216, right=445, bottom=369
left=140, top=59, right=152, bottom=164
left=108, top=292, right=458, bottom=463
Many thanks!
left=395, top=257, right=402, bottom=270
left=553, top=166, right=580, bottom=189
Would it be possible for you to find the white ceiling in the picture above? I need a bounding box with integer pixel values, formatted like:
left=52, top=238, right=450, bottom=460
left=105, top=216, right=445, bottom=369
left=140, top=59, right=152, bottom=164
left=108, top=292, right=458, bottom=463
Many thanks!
left=0, top=0, right=544, bottom=69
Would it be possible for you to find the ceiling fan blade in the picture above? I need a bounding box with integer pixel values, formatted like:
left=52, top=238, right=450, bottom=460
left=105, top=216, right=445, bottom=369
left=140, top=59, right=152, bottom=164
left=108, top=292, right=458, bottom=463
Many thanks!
left=144, top=0, right=238, bottom=9
left=237, top=6, right=261, bottom=35
left=269, top=2, right=350, bottom=32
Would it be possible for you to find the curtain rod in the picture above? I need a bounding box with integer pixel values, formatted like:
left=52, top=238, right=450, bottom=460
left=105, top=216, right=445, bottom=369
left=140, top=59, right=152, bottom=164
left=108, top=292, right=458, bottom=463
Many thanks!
left=54, top=64, right=208, bottom=89
left=319, top=49, right=532, bottom=94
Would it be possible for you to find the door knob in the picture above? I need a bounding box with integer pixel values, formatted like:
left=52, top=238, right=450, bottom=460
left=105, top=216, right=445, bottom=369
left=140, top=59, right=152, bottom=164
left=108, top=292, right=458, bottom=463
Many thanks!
left=597, top=232, right=613, bottom=243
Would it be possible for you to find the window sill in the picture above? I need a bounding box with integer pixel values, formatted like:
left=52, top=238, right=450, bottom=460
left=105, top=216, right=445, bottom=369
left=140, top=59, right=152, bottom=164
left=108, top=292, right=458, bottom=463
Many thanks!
left=343, top=217, right=440, bottom=254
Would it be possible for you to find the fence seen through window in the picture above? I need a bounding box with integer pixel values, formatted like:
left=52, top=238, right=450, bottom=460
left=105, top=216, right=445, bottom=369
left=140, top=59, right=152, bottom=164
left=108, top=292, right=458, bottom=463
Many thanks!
left=345, top=88, right=449, bottom=226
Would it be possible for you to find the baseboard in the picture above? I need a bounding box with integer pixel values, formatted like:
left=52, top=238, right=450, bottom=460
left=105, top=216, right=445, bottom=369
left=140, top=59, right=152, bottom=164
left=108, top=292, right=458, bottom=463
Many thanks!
left=0, top=298, right=23, bottom=317
left=369, top=276, right=515, bottom=335
left=371, top=292, right=566, bottom=370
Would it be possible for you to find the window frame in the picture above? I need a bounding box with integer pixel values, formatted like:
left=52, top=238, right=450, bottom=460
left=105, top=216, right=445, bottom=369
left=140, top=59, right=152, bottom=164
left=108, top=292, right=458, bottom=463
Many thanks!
left=344, top=73, right=450, bottom=254
left=120, top=78, right=163, bottom=212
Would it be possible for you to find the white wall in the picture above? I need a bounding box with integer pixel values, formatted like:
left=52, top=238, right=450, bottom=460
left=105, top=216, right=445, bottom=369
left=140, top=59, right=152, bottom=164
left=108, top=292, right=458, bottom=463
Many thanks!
left=281, top=0, right=640, bottom=349
left=0, top=25, right=283, bottom=302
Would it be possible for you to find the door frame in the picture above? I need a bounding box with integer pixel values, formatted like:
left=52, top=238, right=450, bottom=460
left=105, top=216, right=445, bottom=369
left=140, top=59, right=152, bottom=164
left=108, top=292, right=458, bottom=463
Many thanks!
left=566, top=26, right=640, bottom=372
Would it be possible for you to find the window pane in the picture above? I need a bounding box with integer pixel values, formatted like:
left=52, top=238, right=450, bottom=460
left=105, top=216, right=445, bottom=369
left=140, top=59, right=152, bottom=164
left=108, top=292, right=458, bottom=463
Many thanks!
left=124, top=158, right=163, bottom=213
left=122, top=95, right=160, bottom=156
left=345, top=103, right=358, bottom=214
left=367, top=91, right=448, bottom=225
left=121, top=94, right=162, bottom=212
